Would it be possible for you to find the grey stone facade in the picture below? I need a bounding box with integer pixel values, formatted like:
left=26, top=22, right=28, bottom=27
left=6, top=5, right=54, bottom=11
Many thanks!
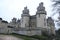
left=0, top=2, right=55, bottom=36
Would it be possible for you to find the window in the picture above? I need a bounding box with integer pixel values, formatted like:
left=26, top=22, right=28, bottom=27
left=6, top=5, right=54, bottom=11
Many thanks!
left=44, top=18, right=45, bottom=21
left=39, top=14, right=40, bottom=17
left=25, top=24, right=26, bottom=27
left=44, top=18, right=46, bottom=26
left=7, top=26, right=14, bottom=28
left=22, top=20, right=23, bottom=23
left=44, top=22, right=46, bottom=26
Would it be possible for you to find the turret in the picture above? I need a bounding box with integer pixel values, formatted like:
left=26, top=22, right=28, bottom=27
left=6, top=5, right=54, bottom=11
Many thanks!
left=0, top=18, right=2, bottom=21
left=21, top=7, right=30, bottom=28
left=47, top=17, right=55, bottom=35
left=11, top=18, right=17, bottom=24
left=36, top=2, right=47, bottom=28
left=0, top=18, right=2, bottom=23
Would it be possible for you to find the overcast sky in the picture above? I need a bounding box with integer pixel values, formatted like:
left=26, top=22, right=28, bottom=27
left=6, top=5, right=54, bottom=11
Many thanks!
left=0, top=0, right=53, bottom=21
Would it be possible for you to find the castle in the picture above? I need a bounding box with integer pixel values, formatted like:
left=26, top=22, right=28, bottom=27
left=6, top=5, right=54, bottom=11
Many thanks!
left=0, top=2, right=55, bottom=36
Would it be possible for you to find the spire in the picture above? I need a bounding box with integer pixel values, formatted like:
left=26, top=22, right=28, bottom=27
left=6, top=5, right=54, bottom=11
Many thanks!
left=22, top=6, right=29, bottom=14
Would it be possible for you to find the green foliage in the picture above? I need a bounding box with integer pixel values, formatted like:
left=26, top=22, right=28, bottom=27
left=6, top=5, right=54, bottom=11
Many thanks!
left=56, top=29, right=60, bottom=37
left=31, top=35, right=48, bottom=40
left=11, top=33, right=50, bottom=40
left=10, top=33, right=35, bottom=40
left=0, top=33, right=52, bottom=40
left=54, top=29, right=60, bottom=40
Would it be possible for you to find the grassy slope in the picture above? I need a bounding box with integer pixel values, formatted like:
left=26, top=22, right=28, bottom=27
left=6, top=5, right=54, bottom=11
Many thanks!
left=0, top=33, right=51, bottom=40
left=11, top=33, right=50, bottom=40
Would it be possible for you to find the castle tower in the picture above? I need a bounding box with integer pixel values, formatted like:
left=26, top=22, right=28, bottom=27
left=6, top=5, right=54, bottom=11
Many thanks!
left=21, top=7, right=30, bottom=28
left=36, top=2, right=47, bottom=28
left=12, top=18, right=17, bottom=24
left=47, top=17, right=55, bottom=35
left=0, top=18, right=2, bottom=23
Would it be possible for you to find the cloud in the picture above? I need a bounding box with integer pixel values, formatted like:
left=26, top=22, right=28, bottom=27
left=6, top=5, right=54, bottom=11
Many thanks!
left=0, top=0, right=52, bottom=22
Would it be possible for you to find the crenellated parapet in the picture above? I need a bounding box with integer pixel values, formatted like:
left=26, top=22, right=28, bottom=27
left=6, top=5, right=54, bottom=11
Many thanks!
left=36, top=2, right=46, bottom=15
left=22, top=6, right=30, bottom=17
left=23, top=6, right=29, bottom=14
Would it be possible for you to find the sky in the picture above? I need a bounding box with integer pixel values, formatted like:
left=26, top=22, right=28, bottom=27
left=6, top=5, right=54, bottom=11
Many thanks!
left=0, top=0, right=59, bottom=29
left=0, top=0, right=53, bottom=21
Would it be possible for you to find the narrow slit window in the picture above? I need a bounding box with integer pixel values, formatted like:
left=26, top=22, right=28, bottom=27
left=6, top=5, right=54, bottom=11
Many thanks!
left=39, top=14, right=40, bottom=17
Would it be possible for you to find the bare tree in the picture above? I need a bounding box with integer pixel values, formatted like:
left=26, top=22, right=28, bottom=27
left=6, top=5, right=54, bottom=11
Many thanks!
left=51, top=0, right=60, bottom=26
